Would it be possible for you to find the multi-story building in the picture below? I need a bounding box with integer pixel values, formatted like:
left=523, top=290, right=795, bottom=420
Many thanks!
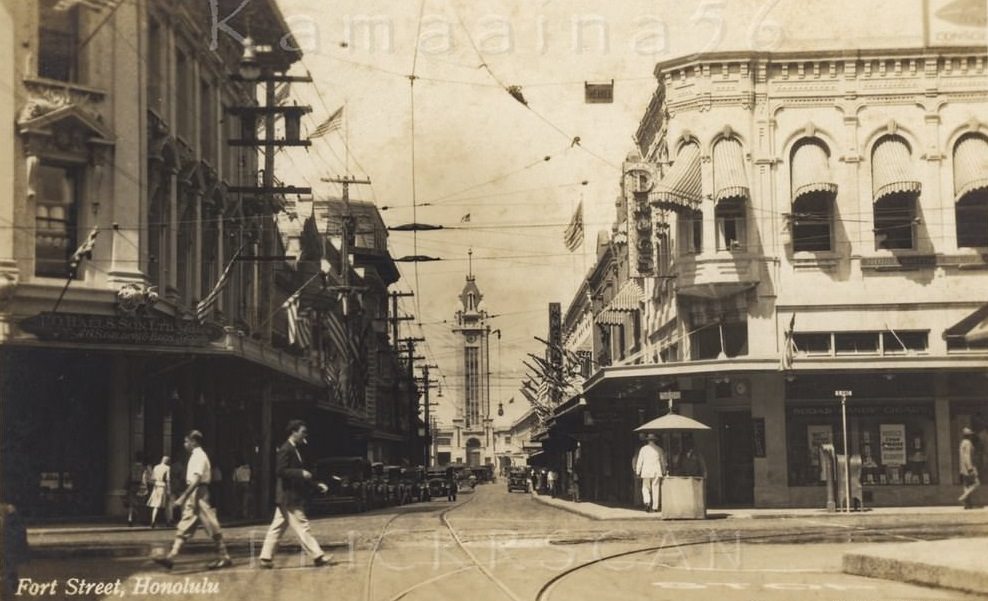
left=551, top=44, right=988, bottom=508
left=0, top=0, right=417, bottom=519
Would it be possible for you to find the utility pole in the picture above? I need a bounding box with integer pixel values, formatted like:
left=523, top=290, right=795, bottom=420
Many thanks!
left=398, top=337, right=426, bottom=376
left=389, top=291, right=415, bottom=349
left=320, top=176, right=372, bottom=318
left=417, top=364, right=439, bottom=467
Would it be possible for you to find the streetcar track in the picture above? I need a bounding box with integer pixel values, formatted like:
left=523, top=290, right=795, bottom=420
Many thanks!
left=532, top=520, right=971, bottom=601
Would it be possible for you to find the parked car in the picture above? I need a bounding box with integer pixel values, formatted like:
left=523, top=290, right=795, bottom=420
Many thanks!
left=426, top=467, right=450, bottom=498
left=309, top=457, right=371, bottom=514
left=401, top=467, right=430, bottom=502
left=507, top=467, right=530, bottom=493
left=471, top=465, right=494, bottom=484
left=383, top=466, right=406, bottom=504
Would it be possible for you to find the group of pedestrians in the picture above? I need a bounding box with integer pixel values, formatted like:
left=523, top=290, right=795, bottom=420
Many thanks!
left=152, top=420, right=332, bottom=571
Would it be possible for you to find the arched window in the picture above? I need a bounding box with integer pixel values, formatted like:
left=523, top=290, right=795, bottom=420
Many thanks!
left=713, top=138, right=748, bottom=252
left=790, top=139, right=838, bottom=252
left=953, top=134, right=988, bottom=248
left=872, top=135, right=921, bottom=250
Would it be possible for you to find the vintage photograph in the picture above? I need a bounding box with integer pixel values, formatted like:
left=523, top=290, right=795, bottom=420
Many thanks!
left=0, top=0, right=987, bottom=599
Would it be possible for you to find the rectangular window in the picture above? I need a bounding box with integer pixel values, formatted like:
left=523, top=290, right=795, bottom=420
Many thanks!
left=678, top=210, right=702, bottom=255
left=716, top=198, right=746, bottom=251
left=792, top=193, right=833, bottom=252
left=35, top=163, right=79, bottom=277
left=793, top=333, right=832, bottom=355
left=834, top=332, right=880, bottom=355
left=882, top=330, right=928, bottom=354
left=956, top=193, right=988, bottom=248
left=874, top=195, right=915, bottom=250
left=175, top=50, right=194, bottom=142
left=200, top=78, right=215, bottom=164
left=147, top=19, right=163, bottom=113
left=786, top=403, right=938, bottom=487
left=39, top=1, right=79, bottom=82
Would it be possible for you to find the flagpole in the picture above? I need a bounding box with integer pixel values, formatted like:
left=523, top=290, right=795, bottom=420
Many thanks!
left=256, top=271, right=322, bottom=331
left=51, top=274, right=76, bottom=313
left=344, top=101, right=349, bottom=176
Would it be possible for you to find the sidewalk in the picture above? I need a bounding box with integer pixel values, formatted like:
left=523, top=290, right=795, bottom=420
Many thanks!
left=529, top=491, right=978, bottom=521
left=843, top=537, right=988, bottom=595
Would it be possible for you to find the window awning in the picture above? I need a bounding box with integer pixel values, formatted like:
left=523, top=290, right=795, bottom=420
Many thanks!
left=649, top=143, right=701, bottom=211
left=791, top=141, right=838, bottom=202
left=595, top=280, right=644, bottom=325
left=954, top=135, right=988, bottom=200
left=713, top=138, right=749, bottom=202
left=873, top=137, right=921, bottom=202
left=944, top=303, right=988, bottom=344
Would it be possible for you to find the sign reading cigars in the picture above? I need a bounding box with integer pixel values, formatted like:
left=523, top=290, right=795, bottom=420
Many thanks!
left=20, top=312, right=225, bottom=347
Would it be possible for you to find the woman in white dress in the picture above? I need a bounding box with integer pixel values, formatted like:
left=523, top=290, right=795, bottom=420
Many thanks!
left=146, top=456, right=171, bottom=528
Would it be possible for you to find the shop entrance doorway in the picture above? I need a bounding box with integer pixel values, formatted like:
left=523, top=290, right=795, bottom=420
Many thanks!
left=719, top=411, right=754, bottom=506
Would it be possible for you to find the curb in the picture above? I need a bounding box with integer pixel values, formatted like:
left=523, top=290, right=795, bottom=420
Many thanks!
left=26, top=539, right=351, bottom=561
left=843, top=550, right=988, bottom=596
left=528, top=491, right=654, bottom=521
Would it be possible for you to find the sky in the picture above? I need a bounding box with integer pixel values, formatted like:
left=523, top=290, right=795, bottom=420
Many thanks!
left=269, top=0, right=932, bottom=426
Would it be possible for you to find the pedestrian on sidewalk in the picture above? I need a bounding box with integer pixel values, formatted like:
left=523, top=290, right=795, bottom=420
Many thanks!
left=445, top=466, right=458, bottom=502
left=959, top=426, right=980, bottom=509
left=146, top=456, right=171, bottom=528
left=547, top=469, right=558, bottom=497
left=635, top=433, right=667, bottom=513
left=153, top=431, right=232, bottom=570
left=258, top=420, right=332, bottom=569
left=126, top=452, right=149, bottom=527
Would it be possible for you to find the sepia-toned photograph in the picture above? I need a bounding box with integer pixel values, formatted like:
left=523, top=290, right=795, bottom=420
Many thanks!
left=0, top=0, right=987, bottom=599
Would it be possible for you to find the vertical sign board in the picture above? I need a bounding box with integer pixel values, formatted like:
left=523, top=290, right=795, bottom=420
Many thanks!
left=548, top=303, right=562, bottom=403
left=880, top=424, right=907, bottom=467
left=752, top=417, right=766, bottom=458
left=925, top=0, right=987, bottom=46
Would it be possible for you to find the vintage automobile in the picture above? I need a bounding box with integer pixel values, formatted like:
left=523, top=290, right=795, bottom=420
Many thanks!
left=471, top=465, right=494, bottom=484
left=368, top=462, right=389, bottom=508
left=309, top=457, right=372, bottom=514
left=383, top=466, right=406, bottom=504
left=401, top=467, right=430, bottom=502
left=426, top=467, right=450, bottom=498
left=506, top=467, right=530, bottom=493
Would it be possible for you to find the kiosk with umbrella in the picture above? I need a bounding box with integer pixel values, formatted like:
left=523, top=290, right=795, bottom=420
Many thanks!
left=635, top=412, right=711, bottom=519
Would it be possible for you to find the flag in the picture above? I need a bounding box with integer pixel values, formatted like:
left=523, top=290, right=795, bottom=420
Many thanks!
left=68, top=225, right=99, bottom=277
left=274, top=82, right=292, bottom=105
left=460, top=213, right=471, bottom=223
left=322, top=311, right=358, bottom=358
left=196, top=245, right=244, bottom=322
left=309, top=106, right=343, bottom=139
left=781, top=313, right=796, bottom=371
left=53, top=0, right=123, bottom=11
left=282, top=289, right=312, bottom=349
left=564, top=201, right=584, bottom=252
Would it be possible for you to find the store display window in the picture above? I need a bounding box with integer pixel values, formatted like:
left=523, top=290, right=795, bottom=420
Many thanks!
left=786, top=402, right=937, bottom=486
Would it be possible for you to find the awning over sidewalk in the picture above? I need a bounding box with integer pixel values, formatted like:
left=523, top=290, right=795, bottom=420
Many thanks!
left=650, top=142, right=701, bottom=211
left=873, top=136, right=922, bottom=202
left=953, top=135, right=988, bottom=200
left=791, top=140, right=838, bottom=201
left=944, top=303, right=988, bottom=344
left=595, top=280, right=644, bottom=325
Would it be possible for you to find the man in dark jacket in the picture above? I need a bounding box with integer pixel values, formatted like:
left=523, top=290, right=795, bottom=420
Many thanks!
left=258, top=420, right=331, bottom=568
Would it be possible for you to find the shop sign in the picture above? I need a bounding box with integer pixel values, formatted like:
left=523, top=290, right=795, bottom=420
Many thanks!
left=752, top=418, right=766, bottom=458
left=789, top=404, right=932, bottom=418
left=880, top=424, right=906, bottom=466
left=807, top=425, right=833, bottom=467
left=20, top=312, right=224, bottom=347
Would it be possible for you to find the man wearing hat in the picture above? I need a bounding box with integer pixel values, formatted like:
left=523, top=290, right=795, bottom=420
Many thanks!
left=959, top=426, right=980, bottom=509
left=634, top=433, right=668, bottom=513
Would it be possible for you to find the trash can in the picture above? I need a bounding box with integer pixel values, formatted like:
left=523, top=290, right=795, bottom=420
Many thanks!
left=660, top=476, right=706, bottom=519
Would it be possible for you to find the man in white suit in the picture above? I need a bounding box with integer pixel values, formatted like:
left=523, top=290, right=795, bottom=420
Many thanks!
left=635, top=433, right=667, bottom=513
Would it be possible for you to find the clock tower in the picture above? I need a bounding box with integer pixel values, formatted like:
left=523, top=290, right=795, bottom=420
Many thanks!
left=448, top=250, right=494, bottom=467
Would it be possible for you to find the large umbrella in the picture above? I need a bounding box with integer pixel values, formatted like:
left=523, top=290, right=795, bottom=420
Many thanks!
left=634, top=414, right=711, bottom=432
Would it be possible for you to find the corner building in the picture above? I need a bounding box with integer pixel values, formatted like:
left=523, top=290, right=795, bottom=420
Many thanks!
left=575, top=45, right=988, bottom=508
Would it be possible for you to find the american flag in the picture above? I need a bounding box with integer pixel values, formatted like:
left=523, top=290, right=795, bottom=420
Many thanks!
left=68, top=225, right=99, bottom=277
left=283, top=291, right=312, bottom=349
left=322, top=311, right=358, bottom=358
left=564, top=201, right=584, bottom=252
left=196, top=245, right=244, bottom=322
left=309, top=106, right=343, bottom=139
left=781, top=313, right=797, bottom=371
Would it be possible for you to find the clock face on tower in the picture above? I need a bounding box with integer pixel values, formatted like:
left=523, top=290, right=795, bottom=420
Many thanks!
left=466, top=335, right=477, bottom=343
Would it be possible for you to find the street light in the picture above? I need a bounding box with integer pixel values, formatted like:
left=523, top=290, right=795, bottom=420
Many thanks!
left=835, top=389, right=853, bottom=513
left=238, top=37, right=262, bottom=81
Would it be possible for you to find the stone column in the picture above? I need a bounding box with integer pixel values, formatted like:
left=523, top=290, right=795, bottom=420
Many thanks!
left=934, top=373, right=952, bottom=491
left=753, top=374, right=790, bottom=508
left=0, top=2, right=16, bottom=286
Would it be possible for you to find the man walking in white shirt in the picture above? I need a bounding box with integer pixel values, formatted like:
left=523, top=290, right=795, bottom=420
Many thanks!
left=634, top=433, right=667, bottom=513
left=153, top=430, right=232, bottom=570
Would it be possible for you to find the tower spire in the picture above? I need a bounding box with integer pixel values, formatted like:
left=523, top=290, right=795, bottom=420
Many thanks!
left=468, top=248, right=473, bottom=279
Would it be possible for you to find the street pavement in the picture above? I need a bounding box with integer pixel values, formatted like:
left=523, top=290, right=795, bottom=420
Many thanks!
left=14, top=484, right=988, bottom=601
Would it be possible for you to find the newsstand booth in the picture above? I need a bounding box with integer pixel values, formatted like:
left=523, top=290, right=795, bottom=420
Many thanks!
left=635, top=413, right=712, bottom=519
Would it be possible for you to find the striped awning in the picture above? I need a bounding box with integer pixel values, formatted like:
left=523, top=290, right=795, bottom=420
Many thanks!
left=944, top=303, right=988, bottom=344
left=791, top=141, right=838, bottom=201
left=954, top=135, right=988, bottom=200
left=713, top=138, right=749, bottom=202
left=873, top=137, right=921, bottom=202
left=595, top=281, right=644, bottom=326
left=650, top=143, right=701, bottom=211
